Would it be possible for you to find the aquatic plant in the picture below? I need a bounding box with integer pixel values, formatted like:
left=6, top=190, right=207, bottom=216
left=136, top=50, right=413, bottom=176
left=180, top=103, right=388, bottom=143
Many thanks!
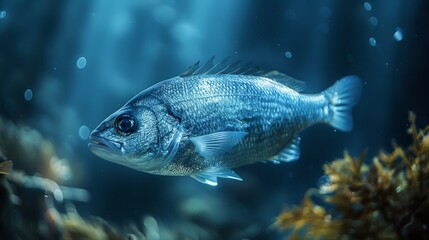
left=0, top=117, right=73, bottom=183
left=0, top=123, right=205, bottom=240
left=0, top=154, right=200, bottom=240
left=276, top=112, right=429, bottom=239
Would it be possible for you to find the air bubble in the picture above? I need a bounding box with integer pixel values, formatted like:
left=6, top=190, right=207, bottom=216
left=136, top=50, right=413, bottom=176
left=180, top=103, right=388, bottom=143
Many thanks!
left=368, top=16, right=378, bottom=26
left=393, top=28, right=403, bottom=41
left=363, top=2, right=372, bottom=11
left=369, top=37, right=376, bottom=46
left=284, top=51, right=293, bottom=59
left=76, top=57, right=87, bottom=69
left=24, top=89, right=33, bottom=101
left=396, top=186, right=402, bottom=193
left=0, top=11, right=6, bottom=19
left=78, top=125, right=90, bottom=140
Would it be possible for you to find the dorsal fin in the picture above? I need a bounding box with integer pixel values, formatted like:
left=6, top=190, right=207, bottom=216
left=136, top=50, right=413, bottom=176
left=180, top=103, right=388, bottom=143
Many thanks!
left=180, top=56, right=268, bottom=77
left=180, top=57, right=306, bottom=92
left=193, top=56, right=215, bottom=75
left=180, top=60, right=201, bottom=76
left=262, top=71, right=306, bottom=92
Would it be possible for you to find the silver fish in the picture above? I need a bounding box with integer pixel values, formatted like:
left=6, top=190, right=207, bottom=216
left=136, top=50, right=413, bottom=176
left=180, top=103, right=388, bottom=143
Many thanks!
left=89, top=58, right=362, bottom=186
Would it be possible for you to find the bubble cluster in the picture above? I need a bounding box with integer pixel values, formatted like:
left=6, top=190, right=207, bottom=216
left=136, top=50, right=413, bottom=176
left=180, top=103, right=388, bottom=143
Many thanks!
left=76, top=57, right=87, bottom=69
left=24, top=89, right=33, bottom=101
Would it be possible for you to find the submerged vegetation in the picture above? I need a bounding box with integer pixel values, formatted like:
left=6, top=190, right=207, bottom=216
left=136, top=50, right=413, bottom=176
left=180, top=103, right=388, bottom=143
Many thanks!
left=277, top=112, right=429, bottom=239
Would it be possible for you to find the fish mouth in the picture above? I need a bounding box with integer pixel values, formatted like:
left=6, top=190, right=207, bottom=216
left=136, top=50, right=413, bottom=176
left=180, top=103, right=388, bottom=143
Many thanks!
left=88, top=135, right=123, bottom=158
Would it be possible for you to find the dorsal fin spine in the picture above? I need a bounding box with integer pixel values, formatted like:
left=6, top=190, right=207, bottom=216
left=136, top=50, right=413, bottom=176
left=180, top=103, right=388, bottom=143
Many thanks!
left=179, top=57, right=306, bottom=92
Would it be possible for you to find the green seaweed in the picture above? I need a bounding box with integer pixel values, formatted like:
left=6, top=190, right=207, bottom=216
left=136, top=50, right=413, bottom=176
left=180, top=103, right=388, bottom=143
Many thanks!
left=277, top=112, right=429, bottom=239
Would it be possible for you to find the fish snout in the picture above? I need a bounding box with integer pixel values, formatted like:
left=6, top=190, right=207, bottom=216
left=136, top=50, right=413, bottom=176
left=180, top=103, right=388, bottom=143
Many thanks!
left=88, top=130, right=123, bottom=158
left=89, top=129, right=101, bottom=138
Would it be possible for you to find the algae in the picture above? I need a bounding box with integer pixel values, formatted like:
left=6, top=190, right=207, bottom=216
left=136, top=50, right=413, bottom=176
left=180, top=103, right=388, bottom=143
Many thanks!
left=277, top=112, right=429, bottom=239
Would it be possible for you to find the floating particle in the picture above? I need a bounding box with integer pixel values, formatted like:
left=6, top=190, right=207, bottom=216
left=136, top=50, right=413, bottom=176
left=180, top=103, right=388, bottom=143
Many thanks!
left=393, top=28, right=403, bottom=41
left=363, top=2, right=372, bottom=11
left=0, top=10, right=6, bottom=19
left=369, top=37, right=376, bottom=46
left=76, top=57, right=87, bottom=69
left=24, top=89, right=33, bottom=101
left=368, top=16, right=378, bottom=26
left=78, top=125, right=90, bottom=140
left=320, top=6, right=331, bottom=18
left=284, top=51, right=293, bottom=59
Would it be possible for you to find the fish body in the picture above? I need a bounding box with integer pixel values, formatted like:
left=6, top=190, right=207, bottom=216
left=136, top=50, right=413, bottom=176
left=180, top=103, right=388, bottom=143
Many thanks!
left=89, top=58, right=361, bottom=186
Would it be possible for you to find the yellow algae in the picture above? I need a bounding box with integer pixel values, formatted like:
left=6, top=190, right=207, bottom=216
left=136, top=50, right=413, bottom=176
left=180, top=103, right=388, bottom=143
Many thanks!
left=277, top=112, right=429, bottom=239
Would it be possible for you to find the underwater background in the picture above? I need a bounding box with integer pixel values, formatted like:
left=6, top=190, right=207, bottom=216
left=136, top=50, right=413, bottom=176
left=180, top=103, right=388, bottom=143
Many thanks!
left=1, top=0, right=429, bottom=239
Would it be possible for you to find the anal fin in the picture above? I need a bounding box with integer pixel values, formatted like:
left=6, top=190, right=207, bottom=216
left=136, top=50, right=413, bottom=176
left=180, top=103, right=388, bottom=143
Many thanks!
left=269, top=137, right=301, bottom=163
left=191, top=168, right=243, bottom=186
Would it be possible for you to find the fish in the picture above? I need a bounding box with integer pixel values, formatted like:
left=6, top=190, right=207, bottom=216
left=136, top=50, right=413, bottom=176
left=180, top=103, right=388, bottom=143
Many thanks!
left=88, top=57, right=362, bottom=186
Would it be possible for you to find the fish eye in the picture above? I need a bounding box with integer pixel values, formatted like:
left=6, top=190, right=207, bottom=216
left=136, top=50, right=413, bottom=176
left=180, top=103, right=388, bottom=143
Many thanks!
left=115, top=114, right=137, bottom=135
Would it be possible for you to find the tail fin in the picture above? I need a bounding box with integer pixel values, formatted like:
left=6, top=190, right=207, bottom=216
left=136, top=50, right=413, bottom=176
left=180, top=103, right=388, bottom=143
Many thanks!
left=323, top=76, right=362, bottom=132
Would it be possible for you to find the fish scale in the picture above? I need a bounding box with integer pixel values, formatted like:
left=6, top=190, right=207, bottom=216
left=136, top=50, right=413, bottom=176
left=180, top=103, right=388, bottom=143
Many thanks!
left=89, top=58, right=362, bottom=186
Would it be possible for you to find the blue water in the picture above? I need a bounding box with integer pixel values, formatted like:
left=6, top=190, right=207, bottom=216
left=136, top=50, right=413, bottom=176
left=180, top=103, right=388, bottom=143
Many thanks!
left=0, top=0, right=428, bottom=239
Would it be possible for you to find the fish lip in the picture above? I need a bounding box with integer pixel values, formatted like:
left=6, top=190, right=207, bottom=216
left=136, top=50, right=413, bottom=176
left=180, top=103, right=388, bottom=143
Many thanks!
left=88, top=135, right=123, bottom=156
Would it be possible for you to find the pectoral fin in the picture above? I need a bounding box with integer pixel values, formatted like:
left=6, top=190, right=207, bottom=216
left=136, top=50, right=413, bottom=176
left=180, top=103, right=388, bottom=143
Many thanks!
left=269, top=137, right=301, bottom=163
left=191, top=168, right=243, bottom=186
left=189, top=131, right=248, bottom=158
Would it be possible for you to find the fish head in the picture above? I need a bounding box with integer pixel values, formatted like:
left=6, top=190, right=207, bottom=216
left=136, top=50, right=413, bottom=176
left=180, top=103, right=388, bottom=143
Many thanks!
left=88, top=107, right=161, bottom=171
